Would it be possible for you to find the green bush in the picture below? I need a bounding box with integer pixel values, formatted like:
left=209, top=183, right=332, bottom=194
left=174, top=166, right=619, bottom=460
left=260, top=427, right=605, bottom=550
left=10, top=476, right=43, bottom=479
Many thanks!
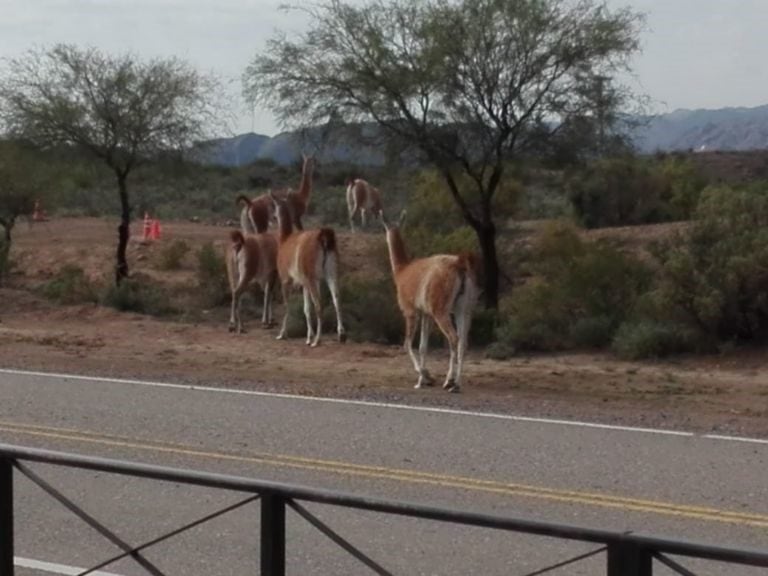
left=158, top=239, right=190, bottom=270
left=469, top=308, right=501, bottom=348
left=404, top=169, right=520, bottom=231
left=517, top=181, right=574, bottom=220
left=41, top=265, right=99, bottom=304
left=485, top=341, right=516, bottom=360
left=495, top=281, right=566, bottom=350
left=405, top=226, right=477, bottom=259
left=612, top=321, right=698, bottom=360
left=569, top=315, right=615, bottom=348
left=307, top=185, right=349, bottom=227
left=567, top=155, right=707, bottom=229
left=496, top=222, right=650, bottom=351
left=197, top=242, right=229, bottom=308
left=280, top=295, right=311, bottom=339
left=568, top=156, right=668, bottom=228
left=405, top=171, right=466, bottom=233
left=659, top=155, right=708, bottom=219
left=103, top=277, right=176, bottom=316
left=650, top=182, right=768, bottom=343
left=340, top=278, right=402, bottom=344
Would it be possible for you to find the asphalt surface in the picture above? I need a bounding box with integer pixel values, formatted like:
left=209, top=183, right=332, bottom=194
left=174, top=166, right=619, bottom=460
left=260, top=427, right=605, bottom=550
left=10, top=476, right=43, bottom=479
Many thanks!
left=1, top=369, right=766, bottom=575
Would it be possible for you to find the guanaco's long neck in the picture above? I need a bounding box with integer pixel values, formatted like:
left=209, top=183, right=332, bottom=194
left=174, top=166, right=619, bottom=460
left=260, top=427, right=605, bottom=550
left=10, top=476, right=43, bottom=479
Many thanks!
left=386, top=229, right=410, bottom=275
left=276, top=204, right=294, bottom=240
left=298, top=158, right=314, bottom=203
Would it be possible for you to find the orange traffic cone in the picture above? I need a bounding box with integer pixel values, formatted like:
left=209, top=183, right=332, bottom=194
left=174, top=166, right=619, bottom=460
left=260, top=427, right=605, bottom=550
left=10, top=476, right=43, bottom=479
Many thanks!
left=143, top=212, right=152, bottom=241
left=32, top=200, right=48, bottom=222
left=151, top=219, right=161, bottom=240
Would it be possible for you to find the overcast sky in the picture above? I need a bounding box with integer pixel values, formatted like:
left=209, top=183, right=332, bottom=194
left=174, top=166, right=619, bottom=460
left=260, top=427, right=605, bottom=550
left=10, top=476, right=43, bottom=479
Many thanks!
left=1, top=0, right=766, bottom=136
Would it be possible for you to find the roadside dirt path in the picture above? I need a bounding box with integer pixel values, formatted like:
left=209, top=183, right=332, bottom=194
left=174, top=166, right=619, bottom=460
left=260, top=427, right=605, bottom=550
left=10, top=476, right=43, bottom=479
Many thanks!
left=1, top=218, right=766, bottom=437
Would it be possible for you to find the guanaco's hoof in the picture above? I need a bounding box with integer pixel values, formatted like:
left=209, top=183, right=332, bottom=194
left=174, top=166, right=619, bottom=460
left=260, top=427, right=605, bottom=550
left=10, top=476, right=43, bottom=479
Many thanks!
left=417, top=378, right=434, bottom=388
left=339, top=333, right=347, bottom=343
left=443, top=380, right=460, bottom=393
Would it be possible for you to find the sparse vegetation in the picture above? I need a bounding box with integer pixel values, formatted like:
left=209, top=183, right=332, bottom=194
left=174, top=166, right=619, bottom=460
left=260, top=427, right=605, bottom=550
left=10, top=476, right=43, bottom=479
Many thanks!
left=196, top=241, right=229, bottom=308
left=0, top=141, right=53, bottom=283
left=103, top=276, right=177, bottom=316
left=0, top=238, right=10, bottom=285
left=612, top=321, right=698, bottom=360
left=41, top=265, right=99, bottom=305
left=158, top=239, right=191, bottom=270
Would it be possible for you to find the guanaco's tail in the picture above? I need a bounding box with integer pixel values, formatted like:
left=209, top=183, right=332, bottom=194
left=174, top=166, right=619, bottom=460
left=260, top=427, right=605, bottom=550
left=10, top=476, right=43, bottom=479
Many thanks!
left=457, top=252, right=481, bottom=280
left=236, top=194, right=252, bottom=207
left=318, top=228, right=337, bottom=253
left=230, top=230, right=245, bottom=252
left=317, top=228, right=338, bottom=274
left=226, top=230, right=246, bottom=293
left=456, top=252, right=482, bottom=303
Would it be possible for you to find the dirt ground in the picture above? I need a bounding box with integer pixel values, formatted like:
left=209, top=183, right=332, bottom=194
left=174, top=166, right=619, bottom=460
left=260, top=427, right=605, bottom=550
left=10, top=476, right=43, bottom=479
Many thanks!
left=1, top=217, right=767, bottom=437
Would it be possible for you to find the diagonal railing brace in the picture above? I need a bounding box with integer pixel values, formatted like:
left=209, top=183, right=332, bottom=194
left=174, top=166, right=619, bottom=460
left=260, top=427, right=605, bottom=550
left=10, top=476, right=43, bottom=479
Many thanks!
left=520, top=546, right=608, bottom=576
left=289, top=500, right=393, bottom=576
left=78, top=495, right=260, bottom=576
left=654, top=552, right=699, bottom=576
left=0, top=459, right=13, bottom=576
left=14, top=461, right=166, bottom=576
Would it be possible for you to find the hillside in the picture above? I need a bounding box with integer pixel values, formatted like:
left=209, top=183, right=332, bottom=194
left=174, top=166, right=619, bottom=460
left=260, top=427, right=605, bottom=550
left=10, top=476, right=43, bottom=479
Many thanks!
left=634, top=105, right=768, bottom=153
left=198, top=124, right=389, bottom=167
left=201, top=105, right=768, bottom=167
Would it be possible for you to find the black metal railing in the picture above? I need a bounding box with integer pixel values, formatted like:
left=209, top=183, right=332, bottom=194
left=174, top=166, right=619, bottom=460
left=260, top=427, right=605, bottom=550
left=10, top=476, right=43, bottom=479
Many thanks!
left=1, top=443, right=767, bottom=576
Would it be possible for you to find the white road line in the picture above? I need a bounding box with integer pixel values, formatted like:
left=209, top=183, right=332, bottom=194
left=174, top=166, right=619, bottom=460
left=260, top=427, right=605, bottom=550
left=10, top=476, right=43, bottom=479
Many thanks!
left=2, top=367, right=767, bottom=445
left=702, top=434, right=768, bottom=445
left=15, top=556, right=124, bottom=575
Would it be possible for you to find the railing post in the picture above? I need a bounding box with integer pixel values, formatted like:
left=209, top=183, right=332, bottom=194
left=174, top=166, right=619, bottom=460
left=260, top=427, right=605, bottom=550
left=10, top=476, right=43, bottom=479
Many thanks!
left=260, top=492, right=285, bottom=576
left=0, top=458, right=14, bottom=576
left=607, top=541, right=652, bottom=576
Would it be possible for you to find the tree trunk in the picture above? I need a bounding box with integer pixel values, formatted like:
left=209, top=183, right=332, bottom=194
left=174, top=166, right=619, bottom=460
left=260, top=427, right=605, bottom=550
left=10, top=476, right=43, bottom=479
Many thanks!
left=473, top=220, right=500, bottom=309
left=0, top=219, right=12, bottom=286
left=115, top=174, right=131, bottom=284
left=436, top=167, right=501, bottom=309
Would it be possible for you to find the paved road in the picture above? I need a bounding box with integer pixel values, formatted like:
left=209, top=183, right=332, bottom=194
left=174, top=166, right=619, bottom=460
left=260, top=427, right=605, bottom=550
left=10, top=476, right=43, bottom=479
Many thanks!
left=0, top=369, right=766, bottom=575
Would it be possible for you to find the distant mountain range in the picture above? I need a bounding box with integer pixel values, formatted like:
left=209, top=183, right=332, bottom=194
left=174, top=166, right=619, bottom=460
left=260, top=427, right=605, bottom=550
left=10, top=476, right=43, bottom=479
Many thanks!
left=633, top=105, right=768, bottom=153
left=198, top=124, right=389, bottom=167
left=200, top=105, right=768, bottom=167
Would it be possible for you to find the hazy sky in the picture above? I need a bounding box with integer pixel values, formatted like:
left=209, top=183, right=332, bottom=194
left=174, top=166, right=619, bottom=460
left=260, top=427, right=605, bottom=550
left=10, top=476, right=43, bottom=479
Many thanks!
left=1, top=0, right=767, bottom=136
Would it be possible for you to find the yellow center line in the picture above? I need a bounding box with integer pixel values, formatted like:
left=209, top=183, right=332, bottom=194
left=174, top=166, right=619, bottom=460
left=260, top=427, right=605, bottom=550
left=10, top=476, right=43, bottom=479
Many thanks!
left=1, top=420, right=767, bottom=528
